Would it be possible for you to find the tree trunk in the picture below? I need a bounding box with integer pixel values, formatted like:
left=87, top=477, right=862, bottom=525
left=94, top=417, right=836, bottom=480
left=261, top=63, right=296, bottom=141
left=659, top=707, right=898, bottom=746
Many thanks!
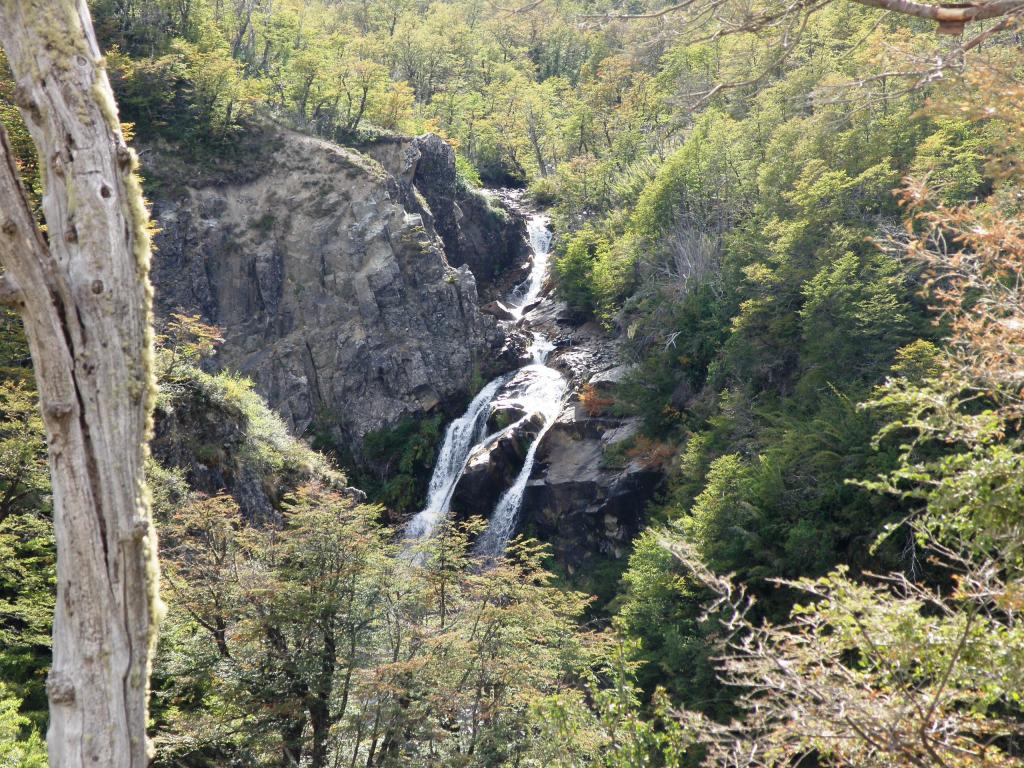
left=527, top=117, right=547, bottom=178
left=281, top=718, right=307, bottom=768
left=0, top=2, right=159, bottom=767
left=308, top=616, right=338, bottom=768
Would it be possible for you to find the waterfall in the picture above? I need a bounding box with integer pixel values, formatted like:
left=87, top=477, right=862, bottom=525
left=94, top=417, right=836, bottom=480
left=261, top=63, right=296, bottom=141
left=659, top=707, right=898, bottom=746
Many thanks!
left=509, top=218, right=554, bottom=318
left=473, top=368, right=565, bottom=556
left=405, top=213, right=566, bottom=555
left=405, top=376, right=507, bottom=541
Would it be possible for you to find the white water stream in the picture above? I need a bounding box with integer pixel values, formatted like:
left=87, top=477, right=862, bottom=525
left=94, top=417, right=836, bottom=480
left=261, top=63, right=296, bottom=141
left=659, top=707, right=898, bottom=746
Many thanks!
left=404, top=216, right=567, bottom=555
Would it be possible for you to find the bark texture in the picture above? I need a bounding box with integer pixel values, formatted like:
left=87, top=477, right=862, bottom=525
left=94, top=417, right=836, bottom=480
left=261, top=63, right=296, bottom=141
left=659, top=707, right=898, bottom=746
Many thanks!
left=851, top=0, right=1024, bottom=22
left=0, top=2, right=159, bottom=766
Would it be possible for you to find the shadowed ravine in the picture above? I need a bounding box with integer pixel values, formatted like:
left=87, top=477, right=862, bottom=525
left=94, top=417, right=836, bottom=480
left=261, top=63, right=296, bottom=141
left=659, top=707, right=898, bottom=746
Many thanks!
left=405, top=216, right=567, bottom=555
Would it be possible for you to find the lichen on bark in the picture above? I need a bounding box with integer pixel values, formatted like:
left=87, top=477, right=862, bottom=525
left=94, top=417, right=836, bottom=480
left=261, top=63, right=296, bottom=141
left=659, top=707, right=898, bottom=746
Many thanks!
left=0, top=1, right=161, bottom=766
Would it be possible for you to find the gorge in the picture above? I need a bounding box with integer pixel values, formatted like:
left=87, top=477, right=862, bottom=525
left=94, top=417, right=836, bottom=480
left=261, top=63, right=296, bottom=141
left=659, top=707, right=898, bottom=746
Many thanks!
left=147, top=126, right=661, bottom=565
left=6, top=3, right=1016, bottom=763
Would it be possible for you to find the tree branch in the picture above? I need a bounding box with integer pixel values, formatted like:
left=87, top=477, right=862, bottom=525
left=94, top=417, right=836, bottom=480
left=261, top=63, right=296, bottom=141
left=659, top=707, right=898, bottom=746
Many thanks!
left=851, top=0, right=1024, bottom=30
left=0, top=124, right=49, bottom=304
left=578, top=0, right=702, bottom=20
left=573, top=0, right=1024, bottom=35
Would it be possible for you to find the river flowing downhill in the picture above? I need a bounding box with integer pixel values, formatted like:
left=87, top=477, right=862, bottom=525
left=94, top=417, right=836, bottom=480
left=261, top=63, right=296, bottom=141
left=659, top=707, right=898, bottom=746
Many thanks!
left=405, top=216, right=567, bottom=556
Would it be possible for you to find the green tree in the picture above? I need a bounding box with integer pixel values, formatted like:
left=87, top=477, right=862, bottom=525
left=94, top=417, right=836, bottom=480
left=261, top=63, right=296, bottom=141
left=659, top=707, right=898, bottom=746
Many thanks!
left=155, top=492, right=595, bottom=768
left=0, top=683, right=46, bottom=768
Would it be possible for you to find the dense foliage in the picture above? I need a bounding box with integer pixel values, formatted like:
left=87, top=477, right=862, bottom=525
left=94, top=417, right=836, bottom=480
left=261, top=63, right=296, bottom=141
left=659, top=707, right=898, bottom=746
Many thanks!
left=155, top=502, right=597, bottom=767
left=534, top=6, right=1014, bottom=719
left=0, top=312, right=53, bottom=745
left=316, top=413, right=448, bottom=517
left=90, top=0, right=631, bottom=184
left=3, top=0, right=1024, bottom=766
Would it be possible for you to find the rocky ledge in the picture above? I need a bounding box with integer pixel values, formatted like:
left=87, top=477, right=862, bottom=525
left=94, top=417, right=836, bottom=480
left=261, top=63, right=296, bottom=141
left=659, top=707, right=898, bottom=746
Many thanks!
left=520, top=294, right=665, bottom=568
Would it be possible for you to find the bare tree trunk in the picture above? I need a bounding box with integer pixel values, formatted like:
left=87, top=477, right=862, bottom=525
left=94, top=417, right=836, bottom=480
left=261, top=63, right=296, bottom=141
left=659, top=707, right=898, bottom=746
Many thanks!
left=0, top=2, right=159, bottom=767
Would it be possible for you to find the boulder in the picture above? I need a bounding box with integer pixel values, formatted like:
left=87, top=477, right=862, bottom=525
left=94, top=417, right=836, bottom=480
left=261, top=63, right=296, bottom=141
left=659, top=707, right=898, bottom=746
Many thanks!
left=589, top=363, right=637, bottom=391
left=450, top=412, right=545, bottom=518
left=494, top=327, right=534, bottom=368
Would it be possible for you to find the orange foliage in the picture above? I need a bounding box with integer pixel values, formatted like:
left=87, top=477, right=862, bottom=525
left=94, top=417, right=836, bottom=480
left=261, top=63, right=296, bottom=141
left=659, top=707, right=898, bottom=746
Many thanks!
left=625, top=435, right=675, bottom=469
left=580, top=383, right=615, bottom=416
left=900, top=67, right=1024, bottom=418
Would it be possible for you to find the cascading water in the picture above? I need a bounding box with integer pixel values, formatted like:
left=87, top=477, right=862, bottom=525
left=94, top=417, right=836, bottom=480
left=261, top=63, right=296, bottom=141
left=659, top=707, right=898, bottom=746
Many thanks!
left=405, top=376, right=507, bottom=541
left=508, top=219, right=552, bottom=318
left=404, top=215, right=566, bottom=554
left=472, top=363, right=564, bottom=556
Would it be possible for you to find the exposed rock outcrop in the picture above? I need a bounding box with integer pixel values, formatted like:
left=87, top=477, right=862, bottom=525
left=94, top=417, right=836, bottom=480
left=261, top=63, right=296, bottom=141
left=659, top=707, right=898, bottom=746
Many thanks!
left=362, top=134, right=530, bottom=297
left=517, top=294, right=664, bottom=568
left=481, top=300, right=517, bottom=322
left=146, top=124, right=659, bottom=567
left=522, top=406, right=663, bottom=568
left=149, top=128, right=520, bottom=449
left=150, top=368, right=361, bottom=525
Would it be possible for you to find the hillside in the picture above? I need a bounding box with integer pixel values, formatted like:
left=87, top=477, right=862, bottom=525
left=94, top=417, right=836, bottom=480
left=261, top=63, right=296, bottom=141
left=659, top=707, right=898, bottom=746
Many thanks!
left=1, top=1, right=1023, bottom=767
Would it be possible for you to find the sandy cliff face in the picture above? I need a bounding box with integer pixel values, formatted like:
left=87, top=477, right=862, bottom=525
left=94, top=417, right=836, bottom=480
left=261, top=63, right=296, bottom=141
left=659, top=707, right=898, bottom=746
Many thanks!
left=149, top=129, right=517, bottom=447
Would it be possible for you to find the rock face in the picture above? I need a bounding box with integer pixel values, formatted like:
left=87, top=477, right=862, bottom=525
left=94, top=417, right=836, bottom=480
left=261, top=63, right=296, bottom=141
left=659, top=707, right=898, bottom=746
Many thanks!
left=362, top=134, right=530, bottom=296
left=146, top=124, right=660, bottom=568
left=149, top=128, right=516, bottom=448
left=522, top=406, right=663, bottom=568
left=518, top=295, right=664, bottom=568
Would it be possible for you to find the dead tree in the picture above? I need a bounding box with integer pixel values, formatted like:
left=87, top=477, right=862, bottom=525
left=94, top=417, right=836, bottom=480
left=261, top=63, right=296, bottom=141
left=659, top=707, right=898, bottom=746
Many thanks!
left=0, top=1, right=160, bottom=766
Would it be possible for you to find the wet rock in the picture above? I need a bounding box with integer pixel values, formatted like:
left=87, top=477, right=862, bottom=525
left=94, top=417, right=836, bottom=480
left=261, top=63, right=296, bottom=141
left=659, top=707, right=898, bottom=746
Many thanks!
left=482, top=300, right=517, bottom=321
left=546, top=325, right=623, bottom=389
left=487, top=403, right=528, bottom=434
left=450, top=412, right=545, bottom=518
left=522, top=408, right=664, bottom=568
left=495, top=327, right=533, bottom=368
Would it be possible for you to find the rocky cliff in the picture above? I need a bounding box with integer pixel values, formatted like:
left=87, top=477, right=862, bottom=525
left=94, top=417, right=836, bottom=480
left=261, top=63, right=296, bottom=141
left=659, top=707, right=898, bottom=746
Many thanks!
left=361, top=134, right=530, bottom=296
left=145, top=126, right=656, bottom=568
left=147, top=128, right=526, bottom=450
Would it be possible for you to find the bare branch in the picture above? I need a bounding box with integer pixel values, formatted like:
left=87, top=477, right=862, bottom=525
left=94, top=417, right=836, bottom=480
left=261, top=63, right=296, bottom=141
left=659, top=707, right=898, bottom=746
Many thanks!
left=484, top=0, right=545, bottom=14
left=568, top=0, right=1024, bottom=36
left=578, top=0, right=703, bottom=20
left=851, top=0, right=1024, bottom=33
